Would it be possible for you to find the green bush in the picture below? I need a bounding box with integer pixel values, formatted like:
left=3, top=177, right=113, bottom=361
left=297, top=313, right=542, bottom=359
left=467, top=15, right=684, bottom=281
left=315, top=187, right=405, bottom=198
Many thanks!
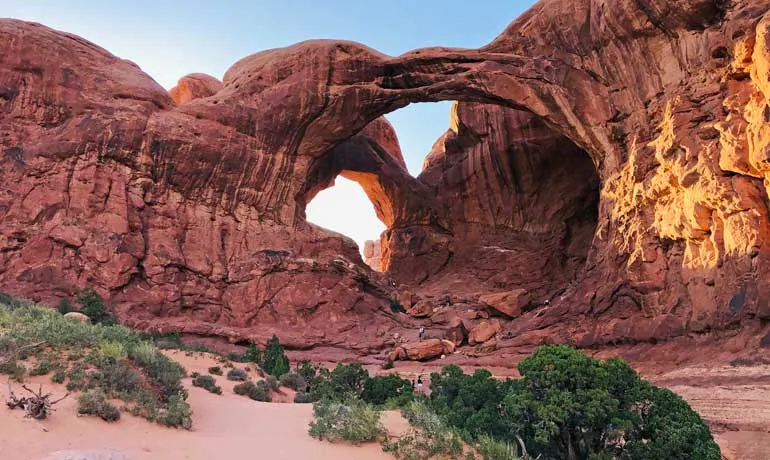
left=30, top=358, right=57, bottom=376
left=51, top=368, right=66, bottom=384
left=308, top=399, right=385, bottom=444
left=329, top=362, right=369, bottom=399
left=382, top=401, right=464, bottom=459
left=100, top=341, right=127, bottom=362
left=158, top=393, right=193, bottom=429
left=429, top=365, right=511, bottom=441
left=262, top=335, right=290, bottom=377
left=294, top=392, right=315, bottom=403
left=57, top=298, right=72, bottom=315
left=297, top=359, right=318, bottom=384
left=77, top=389, right=121, bottom=422
left=503, top=345, right=720, bottom=460
left=226, top=367, right=248, bottom=381
left=0, top=360, right=26, bottom=382
left=94, top=361, right=142, bottom=395
left=476, top=435, right=519, bottom=460
left=279, top=372, right=308, bottom=392
left=265, top=375, right=279, bottom=392
left=208, top=366, right=223, bottom=375
left=243, top=344, right=262, bottom=364
left=233, top=380, right=272, bottom=402
left=192, top=374, right=222, bottom=394
left=390, top=298, right=406, bottom=314
left=0, top=299, right=191, bottom=429
left=77, top=288, right=114, bottom=325
left=362, top=373, right=413, bottom=406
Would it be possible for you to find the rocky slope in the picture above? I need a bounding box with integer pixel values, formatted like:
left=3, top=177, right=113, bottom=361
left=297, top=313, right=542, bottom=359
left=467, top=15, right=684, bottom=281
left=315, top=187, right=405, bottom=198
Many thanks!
left=1, top=0, right=770, bottom=358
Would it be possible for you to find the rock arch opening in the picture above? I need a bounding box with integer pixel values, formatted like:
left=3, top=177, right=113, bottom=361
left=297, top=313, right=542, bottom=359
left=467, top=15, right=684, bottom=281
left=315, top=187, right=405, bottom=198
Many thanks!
left=305, top=176, right=386, bottom=270
left=297, top=99, right=600, bottom=298
left=389, top=103, right=601, bottom=298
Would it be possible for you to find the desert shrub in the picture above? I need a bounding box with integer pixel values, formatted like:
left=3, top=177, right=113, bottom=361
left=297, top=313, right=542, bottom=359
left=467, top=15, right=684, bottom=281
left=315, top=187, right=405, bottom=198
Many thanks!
left=476, top=435, right=519, bottom=460
left=208, top=366, right=223, bottom=375
left=77, top=288, right=114, bottom=325
left=262, top=334, right=290, bottom=377
left=383, top=401, right=464, bottom=459
left=226, top=351, right=246, bottom=362
left=30, top=357, right=57, bottom=376
left=94, top=361, right=142, bottom=395
left=0, top=360, right=25, bottom=382
left=152, top=332, right=183, bottom=350
left=100, top=340, right=128, bottom=362
left=0, top=292, right=14, bottom=306
left=265, top=375, right=280, bottom=391
left=77, top=389, right=121, bottom=422
left=57, top=298, right=72, bottom=315
left=502, top=345, right=721, bottom=460
left=279, top=372, right=308, bottom=392
left=226, top=367, right=248, bottom=381
left=158, top=393, right=193, bottom=429
left=243, top=343, right=262, bottom=364
left=429, top=365, right=512, bottom=441
left=192, top=374, right=222, bottom=394
left=0, top=299, right=191, bottom=429
left=233, top=380, right=272, bottom=402
left=296, top=359, right=318, bottom=383
left=131, top=347, right=186, bottom=402
left=622, top=386, right=723, bottom=460
left=51, top=368, right=66, bottom=384
left=294, top=392, right=315, bottom=403
left=191, top=371, right=200, bottom=378
left=308, top=399, right=385, bottom=444
left=383, top=359, right=394, bottom=370
left=390, top=298, right=406, bottom=314
left=362, top=373, right=412, bottom=406
left=328, top=362, right=369, bottom=399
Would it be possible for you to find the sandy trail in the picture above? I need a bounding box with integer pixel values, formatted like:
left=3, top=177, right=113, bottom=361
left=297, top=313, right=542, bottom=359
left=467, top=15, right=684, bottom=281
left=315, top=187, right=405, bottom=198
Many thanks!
left=0, top=351, right=406, bottom=460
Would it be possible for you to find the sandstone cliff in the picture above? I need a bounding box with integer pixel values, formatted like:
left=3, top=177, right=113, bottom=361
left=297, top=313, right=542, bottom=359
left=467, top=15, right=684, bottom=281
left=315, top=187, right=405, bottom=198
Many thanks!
left=1, top=0, right=770, bottom=356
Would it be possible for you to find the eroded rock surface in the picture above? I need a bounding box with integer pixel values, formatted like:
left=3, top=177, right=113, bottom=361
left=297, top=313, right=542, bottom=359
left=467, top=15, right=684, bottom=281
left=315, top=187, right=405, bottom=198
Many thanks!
left=2, top=0, right=770, bottom=355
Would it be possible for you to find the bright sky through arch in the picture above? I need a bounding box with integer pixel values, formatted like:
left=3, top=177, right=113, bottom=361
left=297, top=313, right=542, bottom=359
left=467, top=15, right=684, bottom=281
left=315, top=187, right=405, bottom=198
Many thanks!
left=6, top=0, right=538, bottom=252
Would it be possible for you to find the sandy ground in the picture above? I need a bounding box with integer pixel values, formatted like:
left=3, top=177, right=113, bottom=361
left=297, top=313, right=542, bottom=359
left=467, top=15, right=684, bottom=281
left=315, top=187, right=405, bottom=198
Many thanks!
left=0, top=351, right=408, bottom=460
left=652, top=364, right=770, bottom=460
left=4, top=349, right=770, bottom=460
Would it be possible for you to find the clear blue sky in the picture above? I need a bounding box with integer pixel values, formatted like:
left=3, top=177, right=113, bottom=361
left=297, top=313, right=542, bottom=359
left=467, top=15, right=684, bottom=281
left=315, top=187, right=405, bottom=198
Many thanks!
left=6, top=0, right=537, bottom=252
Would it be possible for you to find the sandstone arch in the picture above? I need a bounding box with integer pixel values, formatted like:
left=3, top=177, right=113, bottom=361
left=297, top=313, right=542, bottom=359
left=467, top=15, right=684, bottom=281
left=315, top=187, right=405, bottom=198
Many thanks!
left=2, top=0, right=770, bottom=353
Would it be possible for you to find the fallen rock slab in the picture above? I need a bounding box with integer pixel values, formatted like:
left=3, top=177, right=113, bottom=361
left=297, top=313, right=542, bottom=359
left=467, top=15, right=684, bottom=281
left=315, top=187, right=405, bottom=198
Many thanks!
left=388, top=338, right=455, bottom=361
left=479, top=289, right=531, bottom=319
left=469, top=319, right=502, bottom=345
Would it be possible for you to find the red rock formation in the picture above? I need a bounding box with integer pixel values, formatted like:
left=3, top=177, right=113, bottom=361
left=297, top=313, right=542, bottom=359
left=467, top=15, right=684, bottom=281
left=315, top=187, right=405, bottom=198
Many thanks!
left=168, top=73, right=223, bottom=105
left=362, top=240, right=383, bottom=271
left=2, top=0, right=770, bottom=357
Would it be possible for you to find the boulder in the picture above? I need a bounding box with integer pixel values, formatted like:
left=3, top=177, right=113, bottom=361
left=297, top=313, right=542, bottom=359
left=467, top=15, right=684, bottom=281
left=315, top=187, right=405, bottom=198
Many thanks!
left=395, top=286, right=417, bottom=310
left=479, top=289, right=531, bottom=319
left=407, top=300, right=434, bottom=318
left=168, top=73, right=223, bottom=105
left=63, top=312, right=90, bottom=323
left=444, top=317, right=468, bottom=346
left=469, top=320, right=502, bottom=346
left=389, top=338, right=456, bottom=361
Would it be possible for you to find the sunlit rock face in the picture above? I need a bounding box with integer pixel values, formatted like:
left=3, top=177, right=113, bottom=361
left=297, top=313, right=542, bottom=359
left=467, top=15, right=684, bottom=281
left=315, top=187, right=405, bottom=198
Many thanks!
left=2, top=0, right=770, bottom=352
left=363, top=240, right=384, bottom=272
